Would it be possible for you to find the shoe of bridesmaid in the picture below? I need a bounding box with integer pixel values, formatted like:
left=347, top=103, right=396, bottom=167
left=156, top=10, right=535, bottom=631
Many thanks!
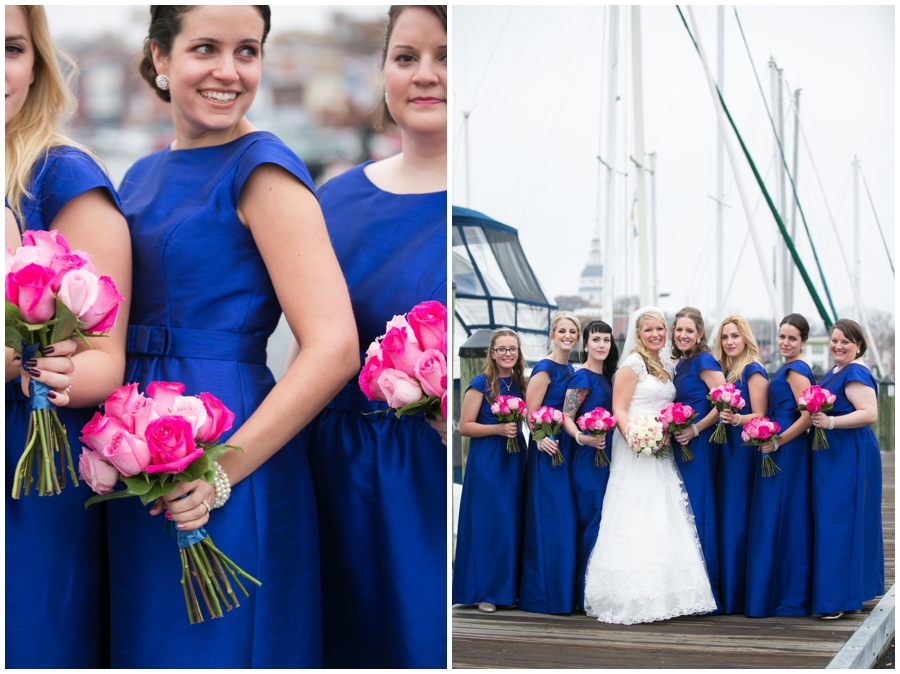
left=477, top=602, right=497, bottom=613
left=820, top=612, right=844, bottom=620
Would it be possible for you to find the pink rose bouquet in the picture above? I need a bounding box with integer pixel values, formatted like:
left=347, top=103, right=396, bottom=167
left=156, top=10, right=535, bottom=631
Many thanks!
left=359, top=301, right=447, bottom=420
left=528, top=406, right=566, bottom=466
left=625, top=415, right=667, bottom=459
left=6, top=230, right=125, bottom=498
left=658, top=402, right=698, bottom=461
left=797, top=385, right=836, bottom=450
left=741, top=416, right=782, bottom=477
left=576, top=407, right=617, bottom=467
left=707, top=383, right=747, bottom=444
left=490, top=394, right=526, bottom=454
left=79, top=381, right=261, bottom=625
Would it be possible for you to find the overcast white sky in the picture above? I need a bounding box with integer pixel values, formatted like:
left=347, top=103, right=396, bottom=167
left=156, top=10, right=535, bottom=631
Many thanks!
left=452, top=5, right=895, bottom=327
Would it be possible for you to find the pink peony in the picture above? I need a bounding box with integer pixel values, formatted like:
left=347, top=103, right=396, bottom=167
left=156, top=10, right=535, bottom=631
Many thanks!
left=146, top=381, right=186, bottom=411
left=6, top=263, right=56, bottom=323
left=100, top=429, right=152, bottom=476
left=406, top=301, right=447, bottom=353
left=377, top=369, right=424, bottom=409
left=414, top=349, right=447, bottom=398
left=144, top=415, right=202, bottom=474
left=195, top=392, right=235, bottom=444
left=78, top=449, right=120, bottom=495
left=379, top=326, right=425, bottom=377
left=78, top=275, right=124, bottom=332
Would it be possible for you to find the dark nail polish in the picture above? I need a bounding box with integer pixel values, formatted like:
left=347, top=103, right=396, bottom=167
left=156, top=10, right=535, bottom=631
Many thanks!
left=27, top=368, right=41, bottom=378
left=25, top=359, right=37, bottom=368
left=42, top=346, right=55, bottom=355
left=165, top=512, right=172, bottom=520
left=47, top=391, right=58, bottom=400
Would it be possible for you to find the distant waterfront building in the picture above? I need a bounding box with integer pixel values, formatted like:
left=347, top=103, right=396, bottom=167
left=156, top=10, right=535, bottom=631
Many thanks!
left=578, top=237, right=603, bottom=306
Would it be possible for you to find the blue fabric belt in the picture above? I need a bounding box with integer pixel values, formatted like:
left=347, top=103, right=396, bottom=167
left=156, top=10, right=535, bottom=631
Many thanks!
left=127, top=325, right=268, bottom=365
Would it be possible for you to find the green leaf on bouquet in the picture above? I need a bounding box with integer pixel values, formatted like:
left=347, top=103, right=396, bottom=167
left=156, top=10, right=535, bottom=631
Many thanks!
left=48, top=298, right=78, bottom=345
left=179, top=453, right=211, bottom=482
left=138, top=479, right=177, bottom=506
left=73, top=327, right=95, bottom=349
left=122, top=473, right=154, bottom=495
left=202, top=442, right=241, bottom=462
left=394, top=394, right=441, bottom=418
left=84, top=488, right=137, bottom=509
left=5, top=300, right=23, bottom=323
left=5, top=324, right=27, bottom=352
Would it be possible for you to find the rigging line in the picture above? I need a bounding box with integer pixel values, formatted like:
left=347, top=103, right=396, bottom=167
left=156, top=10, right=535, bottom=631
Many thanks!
left=859, top=165, right=895, bottom=275
left=732, top=5, right=838, bottom=322
left=468, top=6, right=514, bottom=107
left=833, top=164, right=852, bottom=225
left=470, top=6, right=557, bottom=114
left=651, top=39, right=693, bottom=151
left=451, top=113, right=466, bottom=166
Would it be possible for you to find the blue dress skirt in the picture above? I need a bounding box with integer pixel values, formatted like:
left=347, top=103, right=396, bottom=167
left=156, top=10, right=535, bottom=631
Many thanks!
left=518, top=359, right=577, bottom=614
left=811, top=364, right=884, bottom=614
left=6, top=147, right=121, bottom=668
left=745, top=360, right=814, bottom=617
left=305, top=162, right=447, bottom=668
left=715, top=362, right=768, bottom=614
left=453, top=374, right=527, bottom=606
left=566, top=368, right=613, bottom=609
left=110, top=132, right=322, bottom=667
left=673, top=351, right=722, bottom=608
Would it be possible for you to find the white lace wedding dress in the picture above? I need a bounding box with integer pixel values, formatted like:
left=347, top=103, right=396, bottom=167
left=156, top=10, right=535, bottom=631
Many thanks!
left=583, top=353, right=717, bottom=624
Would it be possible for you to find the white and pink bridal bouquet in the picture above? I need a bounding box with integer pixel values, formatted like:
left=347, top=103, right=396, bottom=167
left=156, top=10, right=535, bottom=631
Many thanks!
left=707, top=383, right=746, bottom=444
left=625, top=415, right=666, bottom=459
left=6, top=229, right=125, bottom=498
left=491, top=395, right=526, bottom=454
left=79, top=381, right=261, bottom=625
left=740, top=416, right=782, bottom=477
left=529, top=406, right=565, bottom=466
left=797, top=385, right=836, bottom=450
left=657, top=402, right=698, bottom=462
left=359, top=301, right=447, bottom=420
left=576, top=407, right=617, bottom=467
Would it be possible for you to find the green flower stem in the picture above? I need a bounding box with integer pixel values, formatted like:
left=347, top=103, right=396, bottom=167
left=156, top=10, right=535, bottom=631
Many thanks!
left=37, top=409, right=60, bottom=495
left=11, top=414, right=38, bottom=499
left=179, top=550, right=195, bottom=625
left=187, top=550, right=216, bottom=619
left=189, top=544, right=223, bottom=618
left=184, top=550, right=204, bottom=624
left=52, top=411, right=78, bottom=487
left=195, top=543, right=228, bottom=613
left=679, top=443, right=695, bottom=462
left=203, top=536, right=262, bottom=588
left=210, top=551, right=240, bottom=608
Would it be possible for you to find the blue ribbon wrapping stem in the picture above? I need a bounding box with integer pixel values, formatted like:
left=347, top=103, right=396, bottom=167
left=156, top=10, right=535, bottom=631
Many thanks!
left=21, top=342, right=52, bottom=411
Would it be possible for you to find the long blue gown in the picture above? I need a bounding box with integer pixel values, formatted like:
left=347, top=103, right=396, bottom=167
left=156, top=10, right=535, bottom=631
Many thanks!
left=110, top=132, right=322, bottom=667
left=305, top=162, right=447, bottom=668
left=6, top=147, right=121, bottom=668
left=453, top=374, right=527, bottom=606
left=519, top=359, right=577, bottom=614
left=811, top=364, right=884, bottom=614
left=715, top=362, right=768, bottom=614
left=745, top=359, right=814, bottom=617
left=566, top=368, right=613, bottom=609
left=673, top=351, right=722, bottom=608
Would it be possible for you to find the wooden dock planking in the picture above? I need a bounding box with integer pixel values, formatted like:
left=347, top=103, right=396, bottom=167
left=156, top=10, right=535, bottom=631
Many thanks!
left=452, top=452, right=894, bottom=669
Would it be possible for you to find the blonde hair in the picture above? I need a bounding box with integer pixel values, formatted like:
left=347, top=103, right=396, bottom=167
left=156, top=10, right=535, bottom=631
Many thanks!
left=714, top=315, right=763, bottom=384
left=481, top=327, right=527, bottom=402
left=632, top=309, right=669, bottom=382
left=548, top=311, right=582, bottom=354
left=6, top=6, right=101, bottom=226
left=670, top=306, right=710, bottom=360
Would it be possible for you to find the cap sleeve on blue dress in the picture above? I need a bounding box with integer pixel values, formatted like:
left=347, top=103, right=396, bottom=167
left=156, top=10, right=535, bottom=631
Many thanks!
left=784, top=359, right=814, bottom=381
left=695, top=351, right=722, bottom=374
left=566, top=369, right=590, bottom=390
left=31, top=147, right=121, bottom=227
left=468, top=373, right=488, bottom=395
left=531, top=359, right=553, bottom=378
left=742, top=361, right=769, bottom=381
left=842, top=365, right=878, bottom=394
left=232, top=135, right=317, bottom=205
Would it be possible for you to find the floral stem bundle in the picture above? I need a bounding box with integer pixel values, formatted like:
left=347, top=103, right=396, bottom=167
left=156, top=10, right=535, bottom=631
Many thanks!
left=490, top=395, right=526, bottom=454
left=6, top=230, right=124, bottom=497
left=707, top=383, right=746, bottom=445
left=80, top=381, right=261, bottom=624
left=576, top=407, right=617, bottom=467
left=658, top=402, right=697, bottom=461
left=797, top=385, right=836, bottom=450
left=741, top=417, right=782, bottom=477
left=529, top=406, right=565, bottom=466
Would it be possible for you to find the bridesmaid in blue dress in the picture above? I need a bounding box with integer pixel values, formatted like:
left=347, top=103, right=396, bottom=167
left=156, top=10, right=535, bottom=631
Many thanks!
left=519, top=311, right=580, bottom=614
left=4, top=6, right=131, bottom=667
left=301, top=6, right=448, bottom=668
left=108, top=7, right=357, bottom=667
left=453, top=328, right=528, bottom=613
left=745, top=313, right=814, bottom=617
left=670, top=307, right=726, bottom=609
left=809, top=319, right=884, bottom=619
left=712, top=316, right=768, bottom=615
left=562, top=320, right=618, bottom=609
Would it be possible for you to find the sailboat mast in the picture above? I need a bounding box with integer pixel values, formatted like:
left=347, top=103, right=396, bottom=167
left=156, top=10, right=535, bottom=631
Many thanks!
left=601, top=6, right=619, bottom=327
left=631, top=6, right=650, bottom=306
left=716, top=6, right=725, bottom=319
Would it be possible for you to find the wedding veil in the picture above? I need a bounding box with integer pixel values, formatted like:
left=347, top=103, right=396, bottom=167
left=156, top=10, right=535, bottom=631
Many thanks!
left=618, top=305, right=673, bottom=370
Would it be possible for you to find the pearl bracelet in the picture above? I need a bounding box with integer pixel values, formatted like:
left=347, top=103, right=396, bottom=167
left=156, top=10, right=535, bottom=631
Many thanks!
left=732, top=414, right=742, bottom=426
left=575, top=432, right=585, bottom=446
left=212, top=461, right=231, bottom=509
left=691, top=423, right=699, bottom=438
left=828, top=416, right=835, bottom=431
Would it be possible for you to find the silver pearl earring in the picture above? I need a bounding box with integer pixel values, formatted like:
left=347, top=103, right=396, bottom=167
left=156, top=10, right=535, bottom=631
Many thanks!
left=155, top=74, right=170, bottom=91
left=384, top=92, right=388, bottom=103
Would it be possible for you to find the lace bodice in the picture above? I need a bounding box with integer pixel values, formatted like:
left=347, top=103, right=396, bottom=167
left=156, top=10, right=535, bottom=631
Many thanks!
left=621, top=353, right=676, bottom=418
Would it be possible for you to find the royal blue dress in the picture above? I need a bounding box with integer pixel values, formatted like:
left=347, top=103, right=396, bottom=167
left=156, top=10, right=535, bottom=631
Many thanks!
left=673, top=351, right=722, bottom=608
left=519, top=359, right=577, bottom=614
left=110, top=132, right=322, bottom=667
left=305, top=162, right=447, bottom=668
left=715, top=362, right=768, bottom=614
left=6, top=147, right=121, bottom=668
left=745, top=359, right=814, bottom=617
left=566, top=367, right=613, bottom=609
left=811, top=364, right=884, bottom=614
left=453, top=374, right=527, bottom=607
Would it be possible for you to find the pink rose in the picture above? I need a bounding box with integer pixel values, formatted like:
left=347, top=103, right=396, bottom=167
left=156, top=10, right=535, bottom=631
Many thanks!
left=441, top=392, right=447, bottom=419
left=170, top=396, right=209, bottom=437
left=104, top=384, right=144, bottom=429
left=414, top=350, right=447, bottom=397
left=78, top=275, right=124, bottom=333
left=144, top=415, right=203, bottom=474
left=380, top=326, right=425, bottom=377
left=195, top=392, right=235, bottom=444
left=551, top=409, right=564, bottom=424
left=377, top=369, right=423, bottom=409
left=672, top=405, right=687, bottom=425
left=80, top=412, right=130, bottom=453
left=385, top=314, right=419, bottom=345
left=825, top=391, right=836, bottom=405
left=7, top=244, right=51, bottom=273
left=710, top=389, right=723, bottom=403
left=365, top=339, right=383, bottom=360
left=78, top=449, right=120, bottom=495
left=6, top=263, right=56, bottom=323
left=49, top=250, right=97, bottom=281
left=756, top=424, right=773, bottom=439
left=22, top=229, right=70, bottom=256
left=491, top=402, right=501, bottom=415
left=146, top=381, right=186, bottom=411
left=56, top=268, right=100, bottom=317
left=498, top=401, right=511, bottom=415
left=407, top=301, right=447, bottom=353
left=100, top=429, right=151, bottom=476
left=741, top=429, right=751, bottom=443
left=359, top=355, right=388, bottom=402
left=508, top=398, right=521, bottom=412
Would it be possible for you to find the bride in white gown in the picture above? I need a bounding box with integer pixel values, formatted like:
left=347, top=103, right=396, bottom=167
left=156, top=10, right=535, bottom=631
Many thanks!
left=583, top=307, right=717, bottom=624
